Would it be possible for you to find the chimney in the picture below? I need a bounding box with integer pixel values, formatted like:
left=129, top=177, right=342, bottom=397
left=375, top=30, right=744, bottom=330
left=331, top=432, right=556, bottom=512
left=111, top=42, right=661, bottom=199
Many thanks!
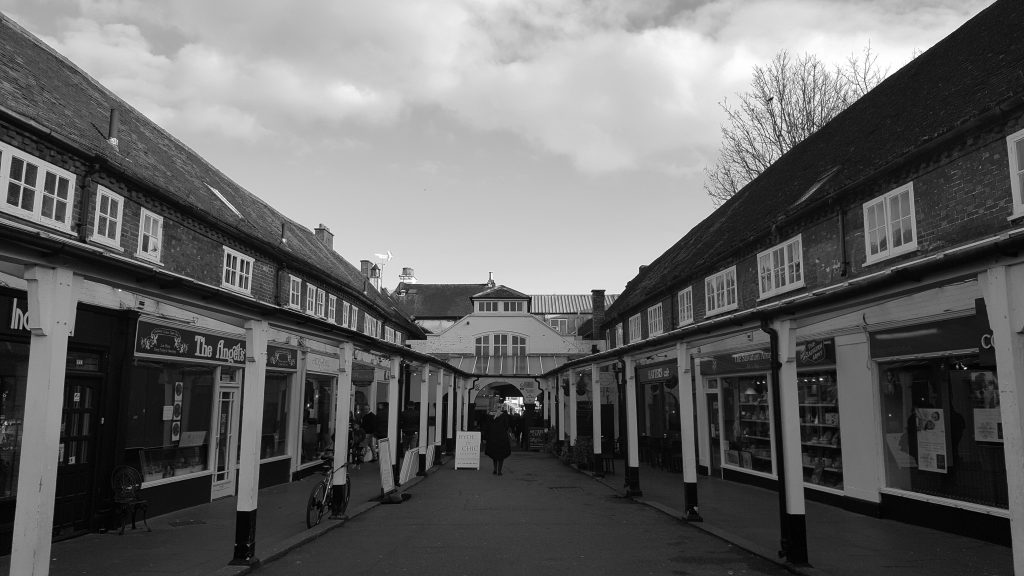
left=314, top=224, right=334, bottom=249
left=487, top=272, right=495, bottom=287
left=107, top=108, right=120, bottom=148
left=591, top=289, right=606, bottom=340
left=360, top=259, right=372, bottom=278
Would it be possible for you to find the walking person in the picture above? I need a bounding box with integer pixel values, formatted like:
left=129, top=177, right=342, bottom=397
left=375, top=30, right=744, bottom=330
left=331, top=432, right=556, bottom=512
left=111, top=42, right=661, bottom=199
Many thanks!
left=485, top=408, right=512, bottom=475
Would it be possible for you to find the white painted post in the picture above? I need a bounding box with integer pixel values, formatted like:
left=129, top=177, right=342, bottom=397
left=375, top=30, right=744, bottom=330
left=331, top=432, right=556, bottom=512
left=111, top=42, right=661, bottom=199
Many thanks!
left=980, top=265, right=1024, bottom=576
left=591, top=363, right=603, bottom=475
left=388, top=357, right=401, bottom=482
left=557, top=374, right=566, bottom=442
left=331, top=342, right=353, bottom=514
left=447, top=374, right=456, bottom=445
left=569, top=370, right=578, bottom=446
left=231, top=319, right=269, bottom=565
left=676, top=342, right=702, bottom=521
left=774, top=318, right=807, bottom=563
left=418, top=365, right=430, bottom=475
left=434, top=368, right=444, bottom=461
left=624, top=355, right=642, bottom=496
left=10, top=267, right=77, bottom=576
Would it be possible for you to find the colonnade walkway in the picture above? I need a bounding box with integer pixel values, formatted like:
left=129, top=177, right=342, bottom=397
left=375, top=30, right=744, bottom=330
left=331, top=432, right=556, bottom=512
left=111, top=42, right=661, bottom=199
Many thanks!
left=0, top=448, right=1014, bottom=576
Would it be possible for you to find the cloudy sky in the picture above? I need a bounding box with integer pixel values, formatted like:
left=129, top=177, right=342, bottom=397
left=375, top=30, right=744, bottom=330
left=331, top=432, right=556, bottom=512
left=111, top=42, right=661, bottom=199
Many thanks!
left=0, top=0, right=992, bottom=295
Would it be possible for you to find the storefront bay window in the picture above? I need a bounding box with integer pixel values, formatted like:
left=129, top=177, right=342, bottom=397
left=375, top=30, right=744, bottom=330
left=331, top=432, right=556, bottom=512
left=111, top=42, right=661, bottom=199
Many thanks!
left=126, top=361, right=214, bottom=482
left=722, top=375, right=773, bottom=474
left=0, top=341, right=27, bottom=498
left=301, top=374, right=335, bottom=464
left=799, top=371, right=842, bottom=489
left=262, top=373, right=290, bottom=459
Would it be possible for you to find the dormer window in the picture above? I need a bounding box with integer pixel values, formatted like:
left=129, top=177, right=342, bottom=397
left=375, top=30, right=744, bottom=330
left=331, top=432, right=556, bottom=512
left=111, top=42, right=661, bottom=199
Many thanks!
left=478, top=301, right=498, bottom=312
left=503, top=301, right=524, bottom=312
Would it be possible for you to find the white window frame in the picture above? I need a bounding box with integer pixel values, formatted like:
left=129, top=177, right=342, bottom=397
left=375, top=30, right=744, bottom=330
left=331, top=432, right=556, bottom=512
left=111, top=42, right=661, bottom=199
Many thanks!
left=287, top=275, right=302, bottom=310
left=475, top=335, right=490, bottom=356
left=503, top=301, right=523, bottom=312
left=90, top=186, right=124, bottom=249
left=704, top=266, right=738, bottom=316
left=863, top=183, right=918, bottom=265
left=550, top=318, right=568, bottom=334
left=647, top=303, right=664, bottom=337
left=615, top=323, right=623, bottom=348
left=136, top=208, right=163, bottom=263
left=315, top=288, right=326, bottom=318
left=757, top=234, right=805, bottom=299
left=0, top=142, right=76, bottom=232
left=350, top=305, right=359, bottom=331
left=305, top=284, right=317, bottom=315
left=511, top=335, right=526, bottom=356
left=628, top=313, right=642, bottom=343
left=395, top=331, right=404, bottom=345
left=478, top=301, right=498, bottom=312
left=221, top=247, right=254, bottom=294
left=341, top=301, right=351, bottom=328
left=327, top=294, right=337, bottom=322
left=385, top=326, right=395, bottom=343
left=677, top=287, right=693, bottom=326
left=1006, top=128, right=1024, bottom=219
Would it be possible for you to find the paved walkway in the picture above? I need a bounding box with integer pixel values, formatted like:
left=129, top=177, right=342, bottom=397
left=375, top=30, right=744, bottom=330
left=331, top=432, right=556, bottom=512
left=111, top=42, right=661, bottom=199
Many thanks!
left=0, top=449, right=1015, bottom=575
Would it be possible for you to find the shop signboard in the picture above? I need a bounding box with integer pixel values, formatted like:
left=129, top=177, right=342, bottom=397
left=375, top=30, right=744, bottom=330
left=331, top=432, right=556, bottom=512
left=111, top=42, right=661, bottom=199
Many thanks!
left=454, top=431, right=481, bottom=470
left=135, top=319, right=246, bottom=364
left=267, top=345, right=298, bottom=370
left=870, top=316, right=985, bottom=359
left=528, top=428, right=546, bottom=450
left=377, top=438, right=396, bottom=495
left=700, top=339, right=835, bottom=375
left=638, top=362, right=677, bottom=384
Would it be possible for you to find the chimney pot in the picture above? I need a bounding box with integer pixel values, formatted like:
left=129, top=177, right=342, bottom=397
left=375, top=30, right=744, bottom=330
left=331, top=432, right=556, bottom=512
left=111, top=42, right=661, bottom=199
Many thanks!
left=591, top=289, right=607, bottom=340
left=107, top=108, right=120, bottom=148
left=361, top=259, right=372, bottom=278
left=314, top=224, right=334, bottom=249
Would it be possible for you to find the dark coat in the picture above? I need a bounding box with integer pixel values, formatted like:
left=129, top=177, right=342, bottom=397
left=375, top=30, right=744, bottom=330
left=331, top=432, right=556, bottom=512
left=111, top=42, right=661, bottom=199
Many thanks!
left=484, top=412, right=512, bottom=460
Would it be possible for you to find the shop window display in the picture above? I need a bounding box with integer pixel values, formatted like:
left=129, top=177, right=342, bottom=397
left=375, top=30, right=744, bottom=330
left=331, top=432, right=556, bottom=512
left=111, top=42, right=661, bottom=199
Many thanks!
left=301, top=375, right=335, bottom=464
left=126, top=362, right=213, bottom=482
left=722, top=375, right=773, bottom=474
left=262, top=373, right=290, bottom=459
left=798, top=371, right=843, bottom=489
left=0, top=342, right=27, bottom=498
left=880, top=356, right=1007, bottom=509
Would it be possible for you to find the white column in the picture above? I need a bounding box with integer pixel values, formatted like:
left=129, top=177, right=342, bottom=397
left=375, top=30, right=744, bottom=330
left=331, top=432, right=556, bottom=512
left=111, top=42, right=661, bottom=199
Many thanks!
left=388, top=358, right=400, bottom=479
left=447, top=374, right=456, bottom=443
left=569, top=371, right=578, bottom=446
left=10, top=267, right=77, bottom=576
left=434, top=368, right=444, bottom=460
left=624, top=355, right=642, bottom=495
left=773, top=318, right=807, bottom=563
left=557, top=375, right=566, bottom=442
left=676, top=342, right=701, bottom=521
left=231, top=319, right=269, bottom=564
left=331, top=342, right=354, bottom=507
left=591, top=363, right=603, bottom=474
left=418, top=365, right=430, bottom=475
left=981, top=265, right=1024, bottom=576
left=543, top=385, right=550, bottom=424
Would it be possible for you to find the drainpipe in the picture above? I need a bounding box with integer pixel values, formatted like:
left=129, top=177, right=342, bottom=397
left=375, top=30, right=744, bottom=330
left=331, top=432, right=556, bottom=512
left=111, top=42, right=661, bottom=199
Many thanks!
left=760, top=318, right=807, bottom=564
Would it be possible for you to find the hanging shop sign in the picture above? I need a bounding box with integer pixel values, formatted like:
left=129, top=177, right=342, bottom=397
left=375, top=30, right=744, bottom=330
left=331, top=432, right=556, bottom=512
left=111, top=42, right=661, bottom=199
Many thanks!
left=135, top=319, right=246, bottom=364
left=638, top=362, right=678, bottom=384
left=351, top=363, right=376, bottom=387
left=700, top=339, right=835, bottom=375
left=267, top=345, right=298, bottom=370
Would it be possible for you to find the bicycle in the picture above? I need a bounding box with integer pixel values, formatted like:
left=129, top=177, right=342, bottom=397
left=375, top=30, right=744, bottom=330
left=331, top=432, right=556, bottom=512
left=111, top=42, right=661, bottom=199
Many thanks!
left=306, top=450, right=352, bottom=528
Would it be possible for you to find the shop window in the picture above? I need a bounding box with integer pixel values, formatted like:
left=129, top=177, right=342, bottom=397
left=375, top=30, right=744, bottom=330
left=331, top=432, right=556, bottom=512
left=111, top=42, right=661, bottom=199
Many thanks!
left=301, top=375, right=335, bottom=465
left=879, top=357, right=1007, bottom=509
left=287, top=276, right=302, bottom=310
left=262, top=373, right=291, bottom=459
left=757, top=235, right=804, bottom=299
left=0, top=143, right=76, bottom=231
left=91, top=186, right=123, bottom=249
left=678, top=287, right=693, bottom=326
left=0, top=342, right=28, bottom=499
left=799, top=371, right=843, bottom=489
left=221, top=247, right=253, bottom=294
left=705, top=267, right=738, bottom=316
left=721, top=375, right=773, bottom=475
left=648, top=303, right=664, bottom=337
left=863, top=183, right=918, bottom=264
left=125, top=361, right=214, bottom=482
left=1005, top=127, right=1024, bottom=218
left=137, top=209, right=163, bottom=263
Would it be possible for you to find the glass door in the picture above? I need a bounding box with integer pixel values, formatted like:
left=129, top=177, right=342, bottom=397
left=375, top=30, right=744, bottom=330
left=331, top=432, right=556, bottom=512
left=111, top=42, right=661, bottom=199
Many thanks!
left=705, top=380, right=721, bottom=476
left=210, top=382, right=240, bottom=500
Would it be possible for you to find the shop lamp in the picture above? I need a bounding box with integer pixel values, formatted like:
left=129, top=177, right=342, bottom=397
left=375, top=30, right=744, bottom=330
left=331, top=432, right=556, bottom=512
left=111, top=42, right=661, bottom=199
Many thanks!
left=743, top=386, right=757, bottom=396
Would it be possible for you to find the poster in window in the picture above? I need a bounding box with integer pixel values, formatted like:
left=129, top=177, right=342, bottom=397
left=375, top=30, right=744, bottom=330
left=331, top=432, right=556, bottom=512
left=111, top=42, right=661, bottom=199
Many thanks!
left=971, top=371, right=1002, bottom=443
left=914, top=408, right=947, bottom=474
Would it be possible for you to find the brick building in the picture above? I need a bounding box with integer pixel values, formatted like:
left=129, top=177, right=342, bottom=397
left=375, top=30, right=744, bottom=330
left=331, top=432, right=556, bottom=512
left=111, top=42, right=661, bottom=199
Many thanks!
left=545, top=0, right=1024, bottom=569
left=0, top=12, right=468, bottom=571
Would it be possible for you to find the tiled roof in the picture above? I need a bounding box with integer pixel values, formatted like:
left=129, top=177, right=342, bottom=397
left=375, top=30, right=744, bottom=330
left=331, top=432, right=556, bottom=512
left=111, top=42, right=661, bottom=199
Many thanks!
left=471, top=285, right=530, bottom=300
left=0, top=14, right=420, bottom=336
left=437, top=354, right=577, bottom=376
left=393, top=283, right=487, bottom=318
left=531, top=294, right=619, bottom=314
left=608, top=0, right=1024, bottom=320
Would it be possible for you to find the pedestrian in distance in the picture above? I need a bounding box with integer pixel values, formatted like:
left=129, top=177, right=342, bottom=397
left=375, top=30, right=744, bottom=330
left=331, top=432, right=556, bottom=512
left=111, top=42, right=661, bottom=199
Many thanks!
left=485, top=408, right=512, bottom=475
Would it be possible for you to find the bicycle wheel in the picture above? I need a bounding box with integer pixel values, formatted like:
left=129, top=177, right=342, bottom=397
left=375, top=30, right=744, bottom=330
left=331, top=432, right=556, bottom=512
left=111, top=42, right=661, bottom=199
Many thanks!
left=306, top=481, right=328, bottom=528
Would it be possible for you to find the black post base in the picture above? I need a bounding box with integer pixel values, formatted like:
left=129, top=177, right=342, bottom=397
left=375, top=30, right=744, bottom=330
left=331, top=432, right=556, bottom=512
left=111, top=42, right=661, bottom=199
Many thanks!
left=591, top=453, right=604, bottom=478
left=434, top=444, right=443, bottom=465
left=229, top=509, right=259, bottom=566
left=329, top=485, right=347, bottom=516
left=417, top=453, right=427, bottom=476
left=780, top=512, right=809, bottom=565
left=684, top=481, right=703, bottom=521
left=625, top=465, right=643, bottom=497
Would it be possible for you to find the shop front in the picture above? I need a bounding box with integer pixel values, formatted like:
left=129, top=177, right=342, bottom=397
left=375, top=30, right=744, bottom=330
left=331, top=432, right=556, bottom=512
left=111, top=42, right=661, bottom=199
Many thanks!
left=0, top=290, right=130, bottom=549
left=872, top=307, right=1009, bottom=543
left=129, top=318, right=246, bottom=511
left=700, top=339, right=841, bottom=492
left=262, top=344, right=297, bottom=486
left=636, top=361, right=681, bottom=468
left=297, top=349, right=339, bottom=477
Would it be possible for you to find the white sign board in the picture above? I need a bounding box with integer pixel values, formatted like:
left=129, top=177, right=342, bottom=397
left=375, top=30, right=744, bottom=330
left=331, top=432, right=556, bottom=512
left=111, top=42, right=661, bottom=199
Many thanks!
left=454, top=431, right=482, bottom=470
left=377, top=439, right=396, bottom=495
left=399, top=447, right=419, bottom=484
